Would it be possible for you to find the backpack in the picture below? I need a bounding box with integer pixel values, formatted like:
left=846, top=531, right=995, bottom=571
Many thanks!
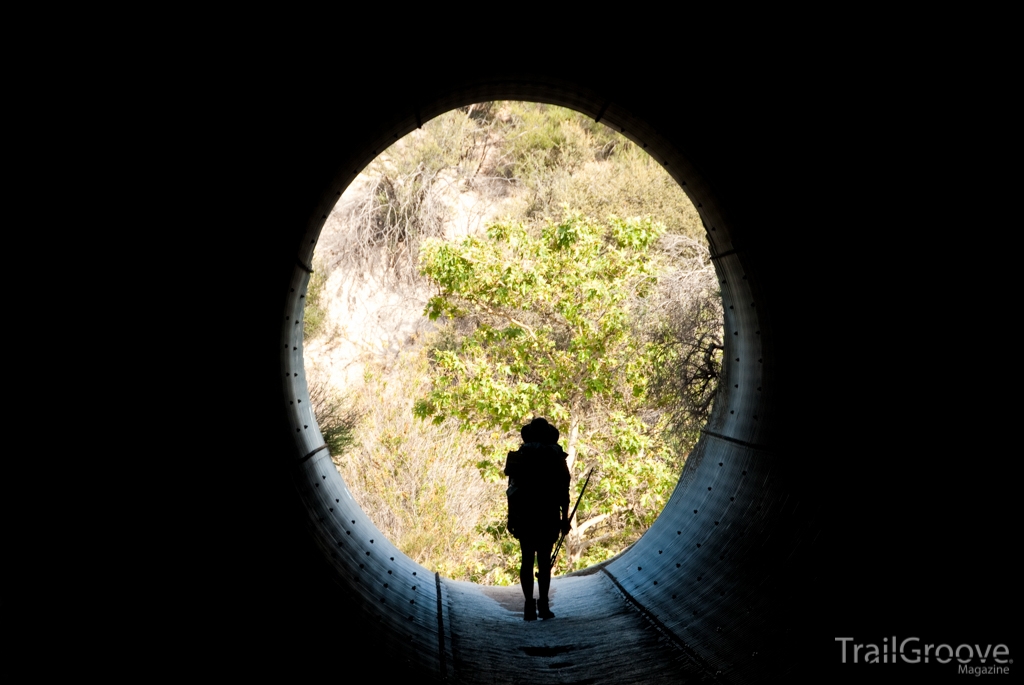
left=505, top=443, right=566, bottom=539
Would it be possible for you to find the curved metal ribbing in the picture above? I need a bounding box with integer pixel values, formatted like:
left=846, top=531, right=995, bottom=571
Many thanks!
left=274, top=73, right=817, bottom=683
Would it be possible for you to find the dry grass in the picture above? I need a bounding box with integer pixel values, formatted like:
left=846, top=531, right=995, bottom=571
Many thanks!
left=332, top=346, right=505, bottom=574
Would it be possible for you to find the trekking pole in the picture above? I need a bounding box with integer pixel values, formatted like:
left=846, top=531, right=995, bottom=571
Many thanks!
left=550, top=467, right=594, bottom=567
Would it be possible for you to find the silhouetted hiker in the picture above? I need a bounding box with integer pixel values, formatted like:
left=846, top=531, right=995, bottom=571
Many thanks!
left=505, top=417, right=571, bottom=621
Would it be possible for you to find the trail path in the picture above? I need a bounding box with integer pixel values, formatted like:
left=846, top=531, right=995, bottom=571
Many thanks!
left=444, top=573, right=703, bottom=684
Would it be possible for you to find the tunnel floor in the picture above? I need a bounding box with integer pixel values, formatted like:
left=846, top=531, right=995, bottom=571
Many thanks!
left=444, top=573, right=706, bottom=684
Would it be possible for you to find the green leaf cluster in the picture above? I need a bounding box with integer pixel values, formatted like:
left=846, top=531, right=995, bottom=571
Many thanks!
left=416, top=212, right=663, bottom=434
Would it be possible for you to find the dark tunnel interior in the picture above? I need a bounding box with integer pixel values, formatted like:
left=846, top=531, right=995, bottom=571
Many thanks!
left=276, top=81, right=802, bottom=683
left=265, top=74, right=817, bottom=683
left=110, top=65, right=1013, bottom=684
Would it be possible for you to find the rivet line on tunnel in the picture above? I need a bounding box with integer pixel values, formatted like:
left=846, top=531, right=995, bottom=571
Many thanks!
left=435, top=572, right=448, bottom=678
left=299, top=444, right=329, bottom=463
left=601, top=568, right=717, bottom=677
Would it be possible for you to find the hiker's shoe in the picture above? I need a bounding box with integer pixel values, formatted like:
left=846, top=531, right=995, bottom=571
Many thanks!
left=524, top=598, right=537, bottom=621
left=537, top=599, right=554, bottom=619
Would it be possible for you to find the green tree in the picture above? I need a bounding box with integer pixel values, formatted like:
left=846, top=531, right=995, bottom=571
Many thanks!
left=414, top=211, right=682, bottom=569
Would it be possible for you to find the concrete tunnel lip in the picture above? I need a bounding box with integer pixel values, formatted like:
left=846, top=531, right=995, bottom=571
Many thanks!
left=276, top=81, right=801, bottom=683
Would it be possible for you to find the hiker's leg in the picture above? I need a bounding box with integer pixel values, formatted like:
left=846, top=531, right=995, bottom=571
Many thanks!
left=537, top=540, right=553, bottom=601
left=536, top=538, right=555, bottom=618
left=519, top=538, right=538, bottom=620
left=519, top=539, right=535, bottom=601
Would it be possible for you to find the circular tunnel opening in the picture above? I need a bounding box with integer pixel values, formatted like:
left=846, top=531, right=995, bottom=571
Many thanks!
left=299, top=100, right=723, bottom=584
left=276, top=79, right=802, bottom=683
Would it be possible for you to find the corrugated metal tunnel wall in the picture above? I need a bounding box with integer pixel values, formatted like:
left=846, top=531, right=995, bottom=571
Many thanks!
left=266, top=72, right=819, bottom=683
left=176, top=63, right=1016, bottom=683
left=6, top=56, right=1010, bottom=685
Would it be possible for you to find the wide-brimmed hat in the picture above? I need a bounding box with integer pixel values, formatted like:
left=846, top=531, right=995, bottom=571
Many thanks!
left=523, top=417, right=558, bottom=444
